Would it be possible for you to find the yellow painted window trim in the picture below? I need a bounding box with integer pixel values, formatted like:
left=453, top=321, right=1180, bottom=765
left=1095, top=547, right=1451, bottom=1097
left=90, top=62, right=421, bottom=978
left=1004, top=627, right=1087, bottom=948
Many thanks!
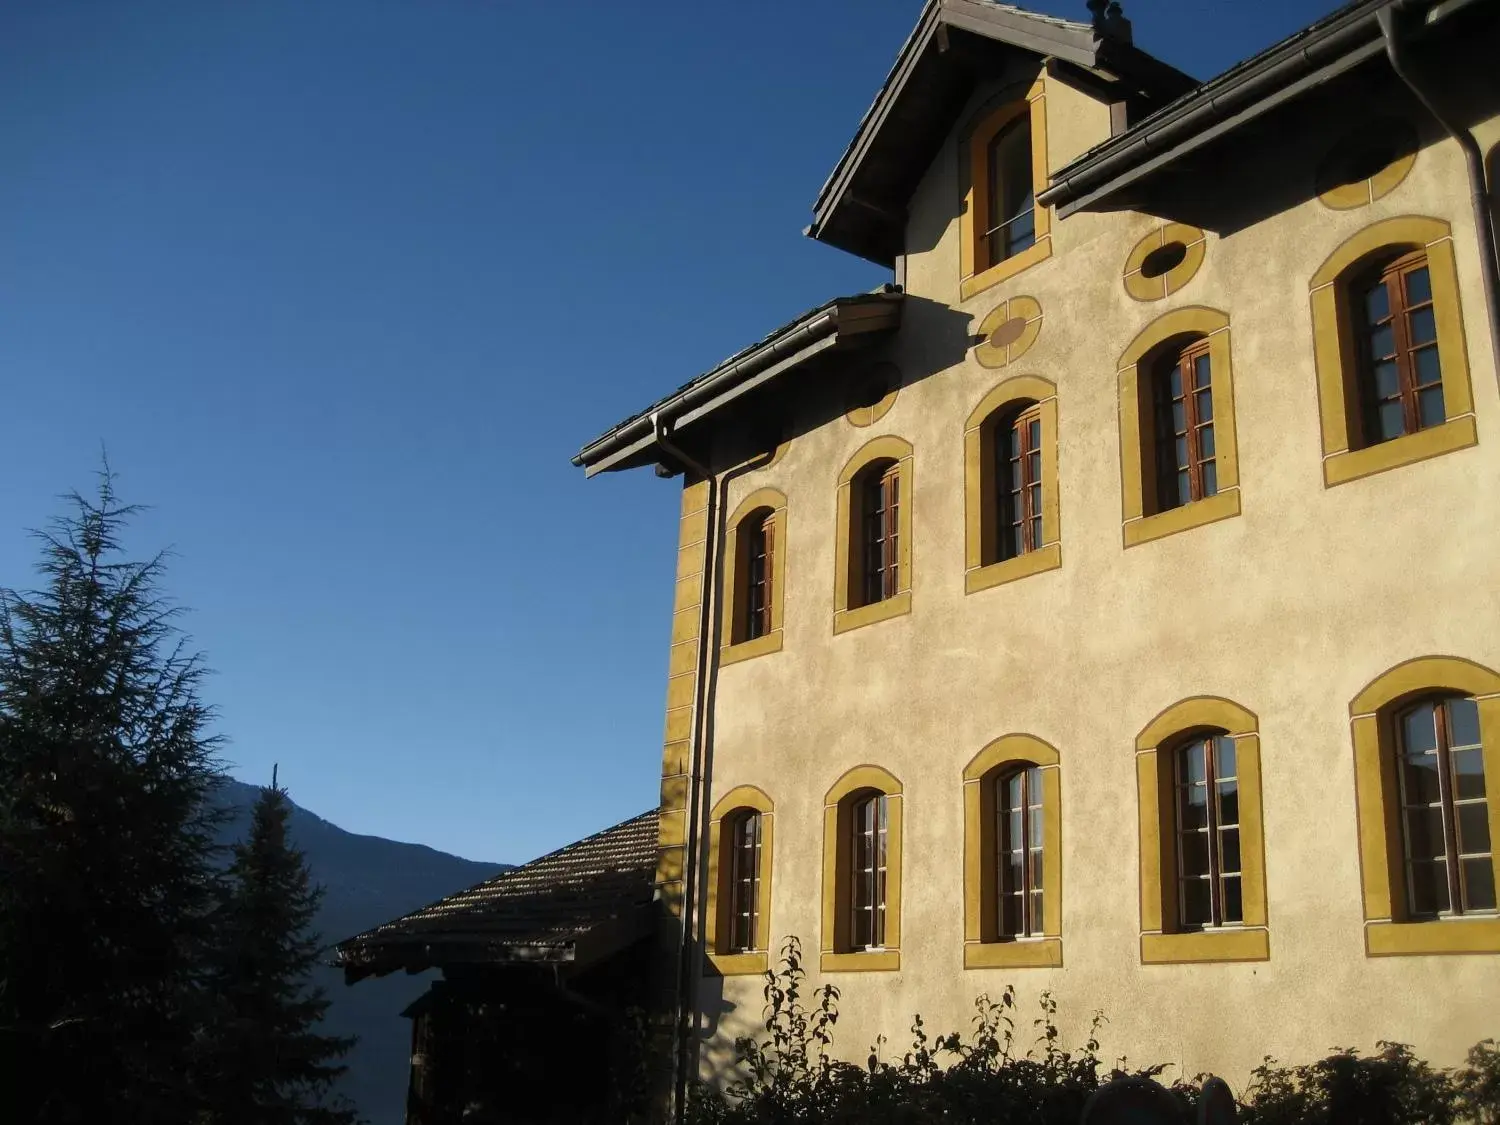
left=705, top=785, right=776, bottom=970
left=1348, top=656, right=1500, bottom=955
left=834, top=436, right=914, bottom=634
left=1117, top=308, right=1242, bottom=546
left=963, top=375, right=1061, bottom=592
left=959, top=76, right=1052, bottom=302
left=962, top=734, right=1062, bottom=964
left=1135, top=697, right=1269, bottom=963
left=721, top=488, right=788, bottom=664
left=821, top=765, right=903, bottom=963
left=1308, top=217, right=1477, bottom=487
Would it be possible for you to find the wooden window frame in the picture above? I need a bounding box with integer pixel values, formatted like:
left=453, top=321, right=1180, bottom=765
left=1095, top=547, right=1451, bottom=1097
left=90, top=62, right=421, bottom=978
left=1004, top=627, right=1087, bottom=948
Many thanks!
left=1172, top=734, right=1243, bottom=930
left=959, top=77, right=1052, bottom=300
left=1117, top=307, right=1241, bottom=547
left=997, top=765, right=1044, bottom=939
left=1309, top=216, right=1477, bottom=487
left=964, top=376, right=1061, bottom=594
left=721, top=489, right=787, bottom=667
left=997, top=405, right=1044, bottom=561
left=705, top=786, right=775, bottom=976
left=1350, top=657, right=1500, bottom=956
left=848, top=793, right=889, bottom=951
left=982, top=115, right=1037, bottom=271
left=962, top=734, right=1062, bottom=968
left=1352, top=251, right=1445, bottom=447
left=1150, top=339, right=1218, bottom=513
left=859, top=463, right=901, bottom=608
left=834, top=437, right=913, bottom=635
left=726, top=810, right=764, bottom=953
left=1136, top=698, right=1269, bottom=964
left=821, top=765, right=902, bottom=972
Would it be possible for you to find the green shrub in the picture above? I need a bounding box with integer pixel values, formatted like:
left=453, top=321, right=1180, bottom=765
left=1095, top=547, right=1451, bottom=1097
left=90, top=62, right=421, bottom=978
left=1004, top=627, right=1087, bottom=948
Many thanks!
left=686, top=936, right=1498, bottom=1125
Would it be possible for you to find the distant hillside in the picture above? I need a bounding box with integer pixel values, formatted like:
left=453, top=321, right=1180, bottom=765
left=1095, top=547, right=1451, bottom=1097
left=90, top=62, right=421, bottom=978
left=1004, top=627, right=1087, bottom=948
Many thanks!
left=218, top=779, right=508, bottom=1125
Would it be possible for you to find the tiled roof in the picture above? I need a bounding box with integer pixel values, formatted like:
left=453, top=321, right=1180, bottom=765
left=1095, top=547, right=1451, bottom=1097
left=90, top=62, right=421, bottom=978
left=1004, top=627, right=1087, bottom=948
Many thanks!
left=336, top=809, right=659, bottom=970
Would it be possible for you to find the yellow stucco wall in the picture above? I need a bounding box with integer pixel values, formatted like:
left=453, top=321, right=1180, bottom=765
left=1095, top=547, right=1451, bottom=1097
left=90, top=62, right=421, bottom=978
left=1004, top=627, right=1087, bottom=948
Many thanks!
left=690, top=63, right=1500, bottom=1090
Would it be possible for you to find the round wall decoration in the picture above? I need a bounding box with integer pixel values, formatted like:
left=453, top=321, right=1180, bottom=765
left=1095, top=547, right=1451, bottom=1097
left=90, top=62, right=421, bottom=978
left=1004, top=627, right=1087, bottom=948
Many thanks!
left=973, top=295, right=1042, bottom=369
left=1122, top=222, right=1206, bottom=301
left=844, top=362, right=901, bottom=427
left=1316, top=118, right=1418, bottom=210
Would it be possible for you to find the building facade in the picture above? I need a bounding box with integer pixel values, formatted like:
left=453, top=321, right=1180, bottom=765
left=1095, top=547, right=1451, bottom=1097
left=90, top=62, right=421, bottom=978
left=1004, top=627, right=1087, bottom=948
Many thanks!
left=575, top=0, right=1500, bottom=1097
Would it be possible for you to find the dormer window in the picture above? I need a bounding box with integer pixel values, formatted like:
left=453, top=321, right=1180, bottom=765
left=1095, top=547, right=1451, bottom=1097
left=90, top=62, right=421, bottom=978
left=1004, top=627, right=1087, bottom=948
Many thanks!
left=960, top=78, right=1052, bottom=300
left=984, top=116, right=1036, bottom=268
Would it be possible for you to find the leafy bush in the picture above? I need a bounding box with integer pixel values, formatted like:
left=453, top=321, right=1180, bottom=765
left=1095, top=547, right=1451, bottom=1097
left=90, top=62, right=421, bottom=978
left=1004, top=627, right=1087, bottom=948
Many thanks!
left=685, top=936, right=1498, bottom=1125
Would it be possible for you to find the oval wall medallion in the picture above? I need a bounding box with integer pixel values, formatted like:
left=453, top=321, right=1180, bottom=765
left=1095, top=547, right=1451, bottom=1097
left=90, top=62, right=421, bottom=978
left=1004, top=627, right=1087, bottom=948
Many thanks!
left=845, top=362, right=900, bottom=427
left=1316, top=118, right=1418, bottom=210
left=974, top=295, right=1042, bottom=369
left=1122, top=223, right=1206, bottom=301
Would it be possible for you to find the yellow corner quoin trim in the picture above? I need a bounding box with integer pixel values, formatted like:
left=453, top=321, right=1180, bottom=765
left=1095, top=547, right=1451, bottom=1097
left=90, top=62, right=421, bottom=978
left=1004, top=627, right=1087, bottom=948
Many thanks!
left=963, top=374, right=1060, bottom=586
left=1142, top=929, right=1270, bottom=964
left=965, top=938, right=1062, bottom=969
left=959, top=74, right=1052, bottom=301
left=974, top=296, right=1044, bottom=370
left=1308, top=216, right=1477, bottom=484
left=834, top=436, right=914, bottom=632
left=1348, top=657, right=1500, bottom=954
left=963, top=736, right=1063, bottom=956
left=1122, top=222, right=1207, bottom=302
left=721, top=487, right=788, bottom=666
left=1136, top=699, right=1269, bottom=958
left=1117, top=308, right=1241, bottom=542
left=821, top=765, right=903, bottom=964
left=705, top=786, right=776, bottom=969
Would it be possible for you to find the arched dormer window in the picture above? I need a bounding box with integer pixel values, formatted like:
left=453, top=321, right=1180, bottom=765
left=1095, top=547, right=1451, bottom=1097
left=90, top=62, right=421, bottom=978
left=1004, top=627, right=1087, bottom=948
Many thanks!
left=1309, top=217, right=1477, bottom=487
left=960, top=77, right=1052, bottom=300
left=721, top=488, right=787, bottom=666
left=964, top=376, right=1061, bottom=593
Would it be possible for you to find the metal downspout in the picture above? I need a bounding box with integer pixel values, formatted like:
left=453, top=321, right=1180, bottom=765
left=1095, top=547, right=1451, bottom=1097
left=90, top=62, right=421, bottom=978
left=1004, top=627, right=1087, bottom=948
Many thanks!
left=1379, top=4, right=1500, bottom=386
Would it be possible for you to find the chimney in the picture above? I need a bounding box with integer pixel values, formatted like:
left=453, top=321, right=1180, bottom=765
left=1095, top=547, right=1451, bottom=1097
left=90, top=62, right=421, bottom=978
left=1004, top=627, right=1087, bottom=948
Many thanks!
left=1087, top=0, right=1132, bottom=44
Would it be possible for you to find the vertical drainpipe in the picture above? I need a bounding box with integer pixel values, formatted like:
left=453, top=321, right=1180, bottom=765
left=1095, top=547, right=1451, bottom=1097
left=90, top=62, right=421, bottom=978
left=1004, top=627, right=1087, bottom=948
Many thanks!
left=650, top=411, right=717, bottom=1125
left=1379, top=3, right=1500, bottom=385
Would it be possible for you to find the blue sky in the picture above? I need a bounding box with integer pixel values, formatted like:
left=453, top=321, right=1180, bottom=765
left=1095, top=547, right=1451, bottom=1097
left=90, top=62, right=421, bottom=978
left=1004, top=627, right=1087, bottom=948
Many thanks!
left=0, top=0, right=1338, bottom=865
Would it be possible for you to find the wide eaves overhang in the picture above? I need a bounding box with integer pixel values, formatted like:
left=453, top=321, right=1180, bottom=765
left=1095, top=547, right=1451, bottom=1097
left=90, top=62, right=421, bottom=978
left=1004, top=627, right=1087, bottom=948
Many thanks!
left=571, top=288, right=904, bottom=477
left=807, top=0, right=1195, bottom=267
left=1039, top=0, right=1488, bottom=217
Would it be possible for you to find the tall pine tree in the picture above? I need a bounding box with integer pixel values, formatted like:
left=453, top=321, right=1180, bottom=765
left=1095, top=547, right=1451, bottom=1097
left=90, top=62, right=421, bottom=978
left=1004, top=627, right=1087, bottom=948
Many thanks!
left=0, top=471, right=226, bottom=1123
left=198, top=773, right=357, bottom=1125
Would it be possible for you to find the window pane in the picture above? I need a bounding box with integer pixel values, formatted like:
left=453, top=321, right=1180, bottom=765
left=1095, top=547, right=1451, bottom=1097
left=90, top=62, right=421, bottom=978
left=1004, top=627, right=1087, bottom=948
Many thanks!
left=1414, top=345, right=1442, bottom=387
left=1180, top=789, right=1208, bottom=830
left=1369, top=323, right=1395, bottom=359
left=1408, top=306, right=1437, bottom=345
left=1180, top=832, right=1211, bottom=877
left=1220, top=827, right=1241, bottom=874
left=1029, top=890, right=1045, bottom=934
left=1030, top=847, right=1043, bottom=888
left=1195, top=388, right=1213, bottom=423
left=1409, top=860, right=1448, bottom=915
left=1182, top=744, right=1206, bottom=784
left=1378, top=400, right=1405, bottom=441
left=1418, top=386, right=1446, bottom=429
left=1402, top=705, right=1438, bottom=754
left=1222, top=875, right=1243, bottom=924
left=1002, top=894, right=1022, bottom=937
left=1457, top=804, right=1491, bottom=856
left=1449, top=698, right=1481, bottom=748
left=1405, top=266, right=1432, bottom=304
left=1174, top=435, right=1188, bottom=469
left=1402, top=756, right=1444, bottom=806
left=1172, top=400, right=1185, bottom=432
left=1463, top=859, right=1496, bottom=913
left=1168, top=365, right=1182, bottom=398
left=1215, top=738, right=1237, bottom=779
left=1176, top=471, right=1191, bottom=507
left=1453, top=748, right=1487, bottom=801
left=1029, top=806, right=1043, bottom=847
left=1363, top=280, right=1391, bottom=322
left=1199, top=425, right=1215, bottom=458
left=1181, top=879, right=1212, bottom=927
left=1404, top=805, right=1447, bottom=858
left=1202, top=460, right=1218, bottom=497
left=1193, top=354, right=1211, bottom=391
left=1217, top=784, right=1239, bottom=827
left=1373, top=360, right=1401, bottom=401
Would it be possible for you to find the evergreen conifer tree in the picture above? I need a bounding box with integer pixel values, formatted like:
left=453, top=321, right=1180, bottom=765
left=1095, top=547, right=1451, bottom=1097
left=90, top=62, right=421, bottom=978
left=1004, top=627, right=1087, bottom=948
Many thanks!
left=0, top=472, right=226, bottom=1123
left=198, top=772, right=358, bottom=1125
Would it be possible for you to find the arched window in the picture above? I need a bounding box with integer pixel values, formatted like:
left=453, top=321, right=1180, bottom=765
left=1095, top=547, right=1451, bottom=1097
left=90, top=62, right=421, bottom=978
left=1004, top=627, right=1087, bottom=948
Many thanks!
left=1352, top=251, right=1443, bottom=446
left=1135, top=697, right=1268, bottom=964
left=1395, top=696, right=1492, bottom=918
left=1309, top=217, right=1477, bottom=487
left=721, top=489, right=787, bottom=665
left=1172, top=733, right=1241, bottom=929
left=1116, top=307, right=1241, bottom=547
left=834, top=437, right=913, bottom=634
left=821, top=765, right=903, bottom=971
left=1150, top=338, right=1217, bottom=513
left=706, top=786, right=775, bottom=975
left=1350, top=658, right=1500, bottom=955
left=985, top=115, right=1035, bottom=268
left=964, top=376, right=1061, bottom=593
left=962, top=734, right=1061, bottom=968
